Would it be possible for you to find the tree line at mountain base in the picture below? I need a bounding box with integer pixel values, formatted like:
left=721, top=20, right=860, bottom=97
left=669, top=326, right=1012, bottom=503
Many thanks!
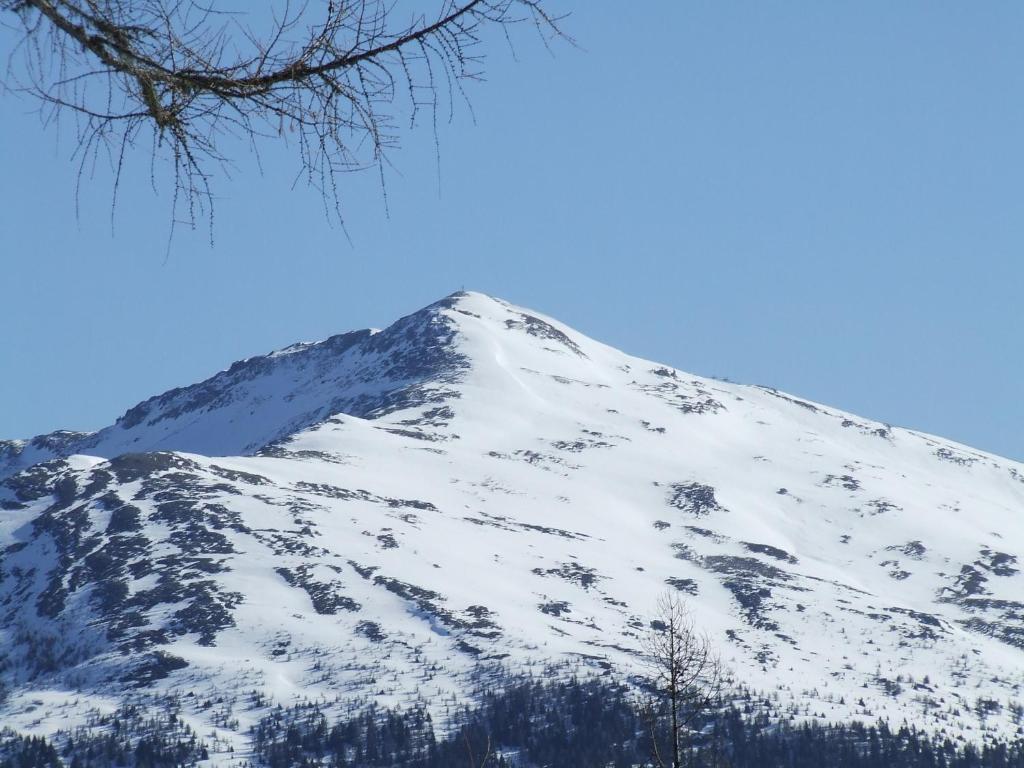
left=4, top=676, right=1024, bottom=767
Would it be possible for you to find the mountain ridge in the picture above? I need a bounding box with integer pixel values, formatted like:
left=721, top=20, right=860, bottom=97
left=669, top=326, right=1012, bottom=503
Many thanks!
left=5, top=291, right=1015, bottom=479
left=0, top=293, right=477, bottom=479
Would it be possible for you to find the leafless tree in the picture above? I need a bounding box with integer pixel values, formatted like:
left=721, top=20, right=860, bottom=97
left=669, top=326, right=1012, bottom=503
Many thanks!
left=639, top=591, right=723, bottom=768
left=1, top=0, right=567, bottom=236
left=463, top=730, right=492, bottom=768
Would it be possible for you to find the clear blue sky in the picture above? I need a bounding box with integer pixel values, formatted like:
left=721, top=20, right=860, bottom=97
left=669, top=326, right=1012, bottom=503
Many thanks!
left=2, top=2, right=1022, bottom=461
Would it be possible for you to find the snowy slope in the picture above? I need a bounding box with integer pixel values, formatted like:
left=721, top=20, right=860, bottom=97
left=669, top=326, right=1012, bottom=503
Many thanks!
left=2, top=292, right=1024, bottom=760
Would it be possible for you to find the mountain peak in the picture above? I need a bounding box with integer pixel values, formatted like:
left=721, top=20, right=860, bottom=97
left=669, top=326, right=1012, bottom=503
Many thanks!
left=0, top=292, right=595, bottom=478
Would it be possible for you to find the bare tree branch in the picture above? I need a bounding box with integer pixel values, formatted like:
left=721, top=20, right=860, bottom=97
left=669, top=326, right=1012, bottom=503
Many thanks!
left=2, top=0, right=569, bottom=240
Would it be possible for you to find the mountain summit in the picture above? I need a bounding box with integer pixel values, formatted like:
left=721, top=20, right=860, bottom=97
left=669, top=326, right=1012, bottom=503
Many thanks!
left=2, top=291, right=1024, bottom=754
left=0, top=293, right=476, bottom=477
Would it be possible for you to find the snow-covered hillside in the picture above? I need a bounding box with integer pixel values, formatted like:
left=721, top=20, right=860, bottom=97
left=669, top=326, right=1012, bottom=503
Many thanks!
left=3, top=292, right=1024, bottom=760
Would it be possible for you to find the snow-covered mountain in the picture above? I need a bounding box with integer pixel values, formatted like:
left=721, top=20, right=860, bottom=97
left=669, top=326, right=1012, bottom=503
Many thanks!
left=3, top=292, right=1024, bottom=759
